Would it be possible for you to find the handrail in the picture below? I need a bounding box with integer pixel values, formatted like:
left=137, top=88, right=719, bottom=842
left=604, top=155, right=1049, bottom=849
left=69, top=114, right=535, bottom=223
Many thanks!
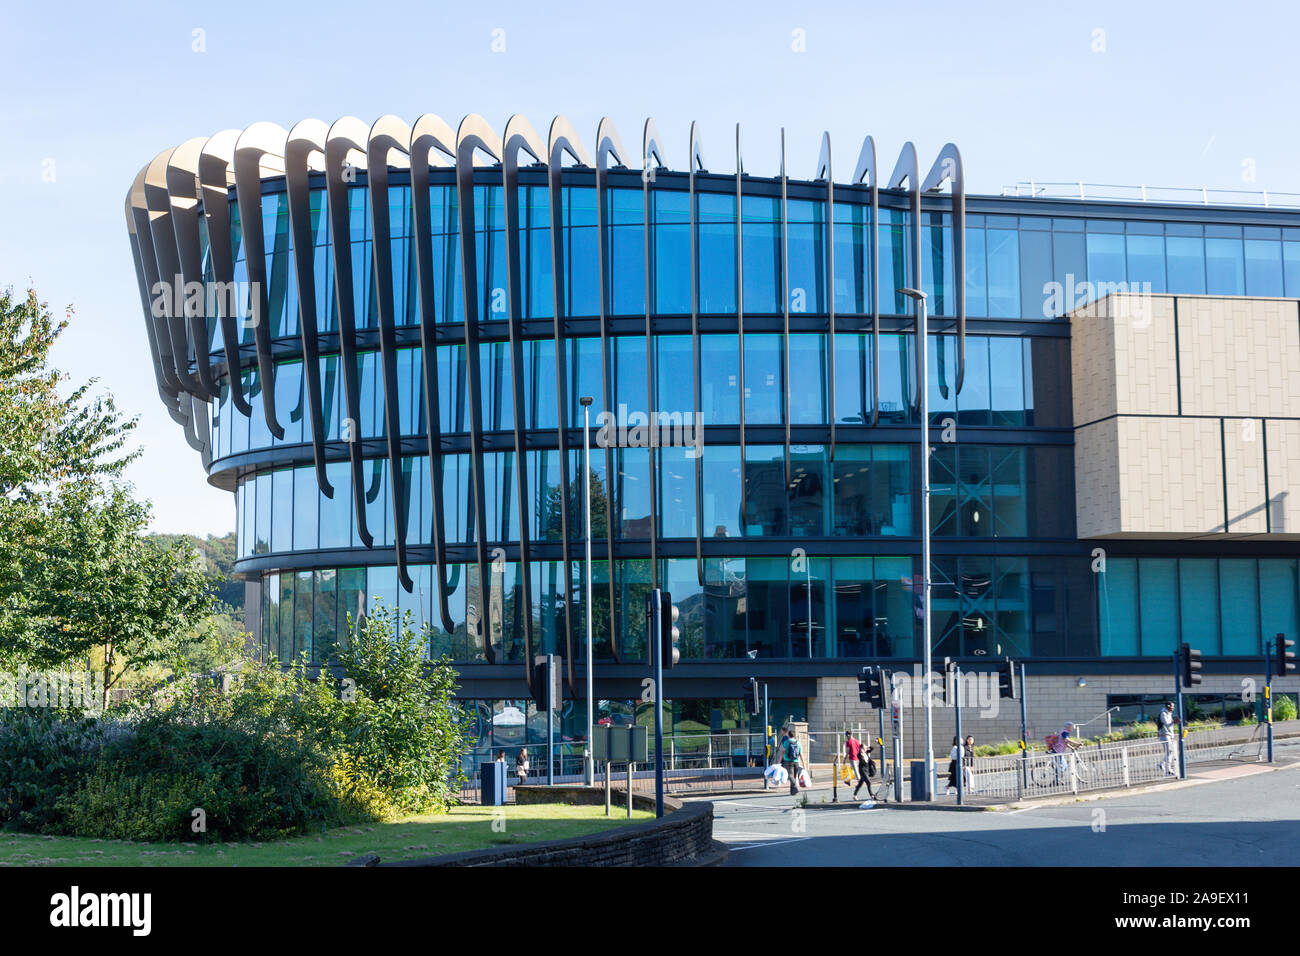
left=1000, top=180, right=1300, bottom=209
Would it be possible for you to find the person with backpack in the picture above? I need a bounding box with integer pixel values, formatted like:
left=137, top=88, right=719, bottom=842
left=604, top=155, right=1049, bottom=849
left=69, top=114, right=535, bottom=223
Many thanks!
left=844, top=730, right=877, bottom=803
left=780, top=728, right=803, bottom=796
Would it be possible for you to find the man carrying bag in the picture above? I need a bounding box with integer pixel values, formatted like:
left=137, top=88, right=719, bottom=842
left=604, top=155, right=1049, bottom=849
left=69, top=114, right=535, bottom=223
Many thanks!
left=780, top=728, right=804, bottom=796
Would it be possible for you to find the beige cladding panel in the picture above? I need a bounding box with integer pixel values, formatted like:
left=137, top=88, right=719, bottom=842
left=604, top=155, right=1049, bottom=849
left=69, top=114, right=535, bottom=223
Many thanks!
left=1224, top=419, right=1267, bottom=533
left=1114, top=417, right=1224, bottom=536
left=1177, top=297, right=1300, bottom=418
left=1113, top=295, right=1179, bottom=417
left=1266, top=418, right=1300, bottom=534
left=1070, top=296, right=1119, bottom=424
left=1074, top=418, right=1121, bottom=537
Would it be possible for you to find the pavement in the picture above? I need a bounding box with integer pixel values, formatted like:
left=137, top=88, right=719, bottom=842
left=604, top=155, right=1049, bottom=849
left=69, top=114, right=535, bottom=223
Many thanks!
left=695, top=750, right=1300, bottom=866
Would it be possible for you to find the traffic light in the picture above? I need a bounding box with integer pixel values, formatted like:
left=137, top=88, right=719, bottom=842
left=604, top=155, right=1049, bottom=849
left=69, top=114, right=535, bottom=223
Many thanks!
left=1180, top=643, right=1203, bottom=688
left=531, top=655, right=561, bottom=711
left=998, top=658, right=1019, bottom=700
left=747, top=678, right=760, bottom=715
left=1277, top=633, right=1296, bottom=676
left=648, top=590, right=680, bottom=669
left=857, top=666, right=885, bottom=707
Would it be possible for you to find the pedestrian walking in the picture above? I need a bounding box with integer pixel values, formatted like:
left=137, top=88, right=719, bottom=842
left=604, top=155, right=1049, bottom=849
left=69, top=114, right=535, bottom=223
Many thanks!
left=1157, top=701, right=1178, bottom=776
left=946, top=736, right=960, bottom=795
left=515, top=747, right=530, bottom=786
left=844, top=730, right=877, bottom=803
left=780, top=728, right=804, bottom=796
left=963, top=734, right=976, bottom=793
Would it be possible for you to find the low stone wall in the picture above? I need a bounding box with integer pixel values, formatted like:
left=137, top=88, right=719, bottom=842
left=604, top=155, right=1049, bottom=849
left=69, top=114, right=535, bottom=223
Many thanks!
left=375, top=787, right=723, bottom=867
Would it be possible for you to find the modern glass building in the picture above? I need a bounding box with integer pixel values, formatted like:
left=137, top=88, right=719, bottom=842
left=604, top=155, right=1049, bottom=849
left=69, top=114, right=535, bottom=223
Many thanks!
left=126, top=113, right=1300, bottom=758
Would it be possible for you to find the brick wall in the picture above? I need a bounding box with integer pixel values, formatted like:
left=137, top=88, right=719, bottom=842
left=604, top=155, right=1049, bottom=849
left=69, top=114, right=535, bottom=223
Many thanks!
left=378, top=788, right=721, bottom=867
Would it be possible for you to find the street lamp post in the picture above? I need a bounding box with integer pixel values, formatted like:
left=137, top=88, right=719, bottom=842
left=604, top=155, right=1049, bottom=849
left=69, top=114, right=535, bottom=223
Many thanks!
left=580, top=396, right=595, bottom=786
left=899, top=287, right=934, bottom=801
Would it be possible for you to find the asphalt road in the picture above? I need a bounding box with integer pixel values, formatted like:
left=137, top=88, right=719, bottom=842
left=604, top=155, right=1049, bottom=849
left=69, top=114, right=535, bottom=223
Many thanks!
left=708, top=760, right=1300, bottom=866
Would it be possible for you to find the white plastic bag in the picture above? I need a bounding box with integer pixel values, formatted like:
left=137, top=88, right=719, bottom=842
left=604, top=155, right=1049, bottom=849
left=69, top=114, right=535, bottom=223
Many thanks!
left=765, top=763, right=788, bottom=785
left=798, top=768, right=812, bottom=789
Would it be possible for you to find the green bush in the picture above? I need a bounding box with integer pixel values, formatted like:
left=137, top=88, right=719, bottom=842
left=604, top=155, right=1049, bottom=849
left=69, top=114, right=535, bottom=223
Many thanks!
left=58, top=714, right=351, bottom=842
left=0, top=708, right=124, bottom=832
left=1274, top=694, right=1298, bottom=722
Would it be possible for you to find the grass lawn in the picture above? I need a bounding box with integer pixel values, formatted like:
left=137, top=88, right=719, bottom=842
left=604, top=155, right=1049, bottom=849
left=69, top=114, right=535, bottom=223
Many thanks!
left=0, top=803, right=654, bottom=867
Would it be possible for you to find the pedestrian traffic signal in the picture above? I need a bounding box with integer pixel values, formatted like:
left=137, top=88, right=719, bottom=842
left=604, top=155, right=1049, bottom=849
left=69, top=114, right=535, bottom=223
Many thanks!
left=858, top=666, right=884, bottom=707
left=1276, top=633, right=1296, bottom=676
left=746, top=677, right=760, bottom=715
left=1180, top=643, right=1203, bottom=687
left=998, top=658, right=1019, bottom=700
left=531, top=655, right=561, bottom=712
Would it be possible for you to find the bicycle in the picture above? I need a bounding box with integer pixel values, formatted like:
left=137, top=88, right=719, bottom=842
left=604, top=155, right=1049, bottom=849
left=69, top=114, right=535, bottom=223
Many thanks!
left=1031, top=747, right=1094, bottom=788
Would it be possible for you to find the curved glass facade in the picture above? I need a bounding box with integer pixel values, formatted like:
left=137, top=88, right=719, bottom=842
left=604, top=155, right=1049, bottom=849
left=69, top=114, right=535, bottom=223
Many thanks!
left=132, top=148, right=1300, bottom=681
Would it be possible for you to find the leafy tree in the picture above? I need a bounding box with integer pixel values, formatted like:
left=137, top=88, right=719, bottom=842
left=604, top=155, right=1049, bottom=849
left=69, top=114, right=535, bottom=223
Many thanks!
left=0, top=287, right=136, bottom=495
left=0, top=483, right=214, bottom=707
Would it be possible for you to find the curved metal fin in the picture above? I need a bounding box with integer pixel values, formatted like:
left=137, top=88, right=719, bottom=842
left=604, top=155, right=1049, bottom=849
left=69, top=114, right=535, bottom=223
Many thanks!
left=851, top=136, right=881, bottom=427
left=923, top=143, right=966, bottom=393
left=199, top=129, right=252, bottom=417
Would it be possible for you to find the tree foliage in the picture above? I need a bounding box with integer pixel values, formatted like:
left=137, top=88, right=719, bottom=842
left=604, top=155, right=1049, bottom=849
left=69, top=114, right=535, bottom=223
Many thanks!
left=0, top=288, right=136, bottom=496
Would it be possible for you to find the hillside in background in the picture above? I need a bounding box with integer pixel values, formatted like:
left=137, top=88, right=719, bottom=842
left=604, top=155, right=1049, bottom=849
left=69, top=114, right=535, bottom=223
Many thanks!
left=150, top=531, right=243, bottom=612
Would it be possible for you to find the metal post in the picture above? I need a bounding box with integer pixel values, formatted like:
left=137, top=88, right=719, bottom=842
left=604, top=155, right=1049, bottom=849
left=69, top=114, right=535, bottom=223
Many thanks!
left=891, top=672, right=904, bottom=803
left=1265, top=643, right=1274, bottom=763
left=604, top=760, right=611, bottom=816
left=954, top=663, right=964, bottom=805
left=627, top=761, right=633, bottom=818
left=1174, top=652, right=1186, bottom=780
left=582, top=398, right=595, bottom=786
left=900, top=287, right=934, bottom=800
left=546, top=653, right=555, bottom=786
left=651, top=588, right=665, bottom=818
left=1019, top=663, right=1028, bottom=798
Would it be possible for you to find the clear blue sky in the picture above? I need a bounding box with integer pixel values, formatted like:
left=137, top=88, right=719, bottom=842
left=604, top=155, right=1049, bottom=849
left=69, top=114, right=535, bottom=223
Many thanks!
left=2, top=0, right=1297, bottom=537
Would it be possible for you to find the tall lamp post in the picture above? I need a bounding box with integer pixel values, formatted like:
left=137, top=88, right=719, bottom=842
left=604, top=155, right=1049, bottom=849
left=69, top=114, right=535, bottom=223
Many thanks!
left=899, top=286, right=934, bottom=801
left=580, top=396, right=595, bottom=786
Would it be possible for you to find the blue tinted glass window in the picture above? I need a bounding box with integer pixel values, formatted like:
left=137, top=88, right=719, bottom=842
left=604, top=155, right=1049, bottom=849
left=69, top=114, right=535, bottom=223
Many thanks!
left=1050, top=228, right=1086, bottom=318
left=614, top=446, right=650, bottom=539
left=475, top=186, right=507, bottom=322
left=320, top=460, right=351, bottom=549
left=568, top=336, right=605, bottom=426
left=1179, top=558, right=1219, bottom=653
left=1138, top=558, right=1179, bottom=656
left=1165, top=236, right=1206, bottom=294
left=608, top=188, right=644, bottom=315
left=927, top=333, right=956, bottom=424
left=1206, top=237, right=1245, bottom=295
left=615, top=335, right=647, bottom=412
left=958, top=335, right=990, bottom=426
left=879, top=208, right=912, bottom=313
left=1260, top=559, right=1298, bottom=647
left=1018, top=226, right=1053, bottom=321
left=657, top=446, right=696, bottom=538
left=741, top=195, right=781, bottom=313
left=564, top=187, right=598, bottom=317
left=700, top=334, right=740, bottom=424
left=255, top=471, right=271, bottom=554
left=965, top=225, right=988, bottom=318
left=788, top=333, right=826, bottom=424
left=523, top=185, right=553, bottom=319
left=1125, top=234, right=1166, bottom=293
left=922, top=213, right=954, bottom=316
left=698, top=192, right=736, bottom=313
left=833, top=334, right=867, bottom=424
left=480, top=341, right=512, bottom=431
left=1085, top=232, right=1126, bottom=290
left=786, top=199, right=826, bottom=314
left=1099, top=557, right=1139, bottom=655
left=743, top=445, right=787, bottom=536
left=655, top=335, right=694, bottom=420
left=744, top=333, right=783, bottom=424
left=524, top=338, right=558, bottom=431
left=272, top=468, right=293, bottom=553
left=702, top=444, right=742, bottom=538
left=1244, top=239, right=1284, bottom=297
left=293, top=466, right=318, bottom=551
left=833, top=202, right=866, bottom=314
left=989, top=336, right=1025, bottom=427
left=653, top=190, right=690, bottom=315
left=1220, top=559, right=1259, bottom=655
left=877, top=333, right=909, bottom=424
left=985, top=225, right=1020, bottom=317
left=788, top=445, right=828, bottom=536
left=1283, top=243, right=1300, bottom=297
